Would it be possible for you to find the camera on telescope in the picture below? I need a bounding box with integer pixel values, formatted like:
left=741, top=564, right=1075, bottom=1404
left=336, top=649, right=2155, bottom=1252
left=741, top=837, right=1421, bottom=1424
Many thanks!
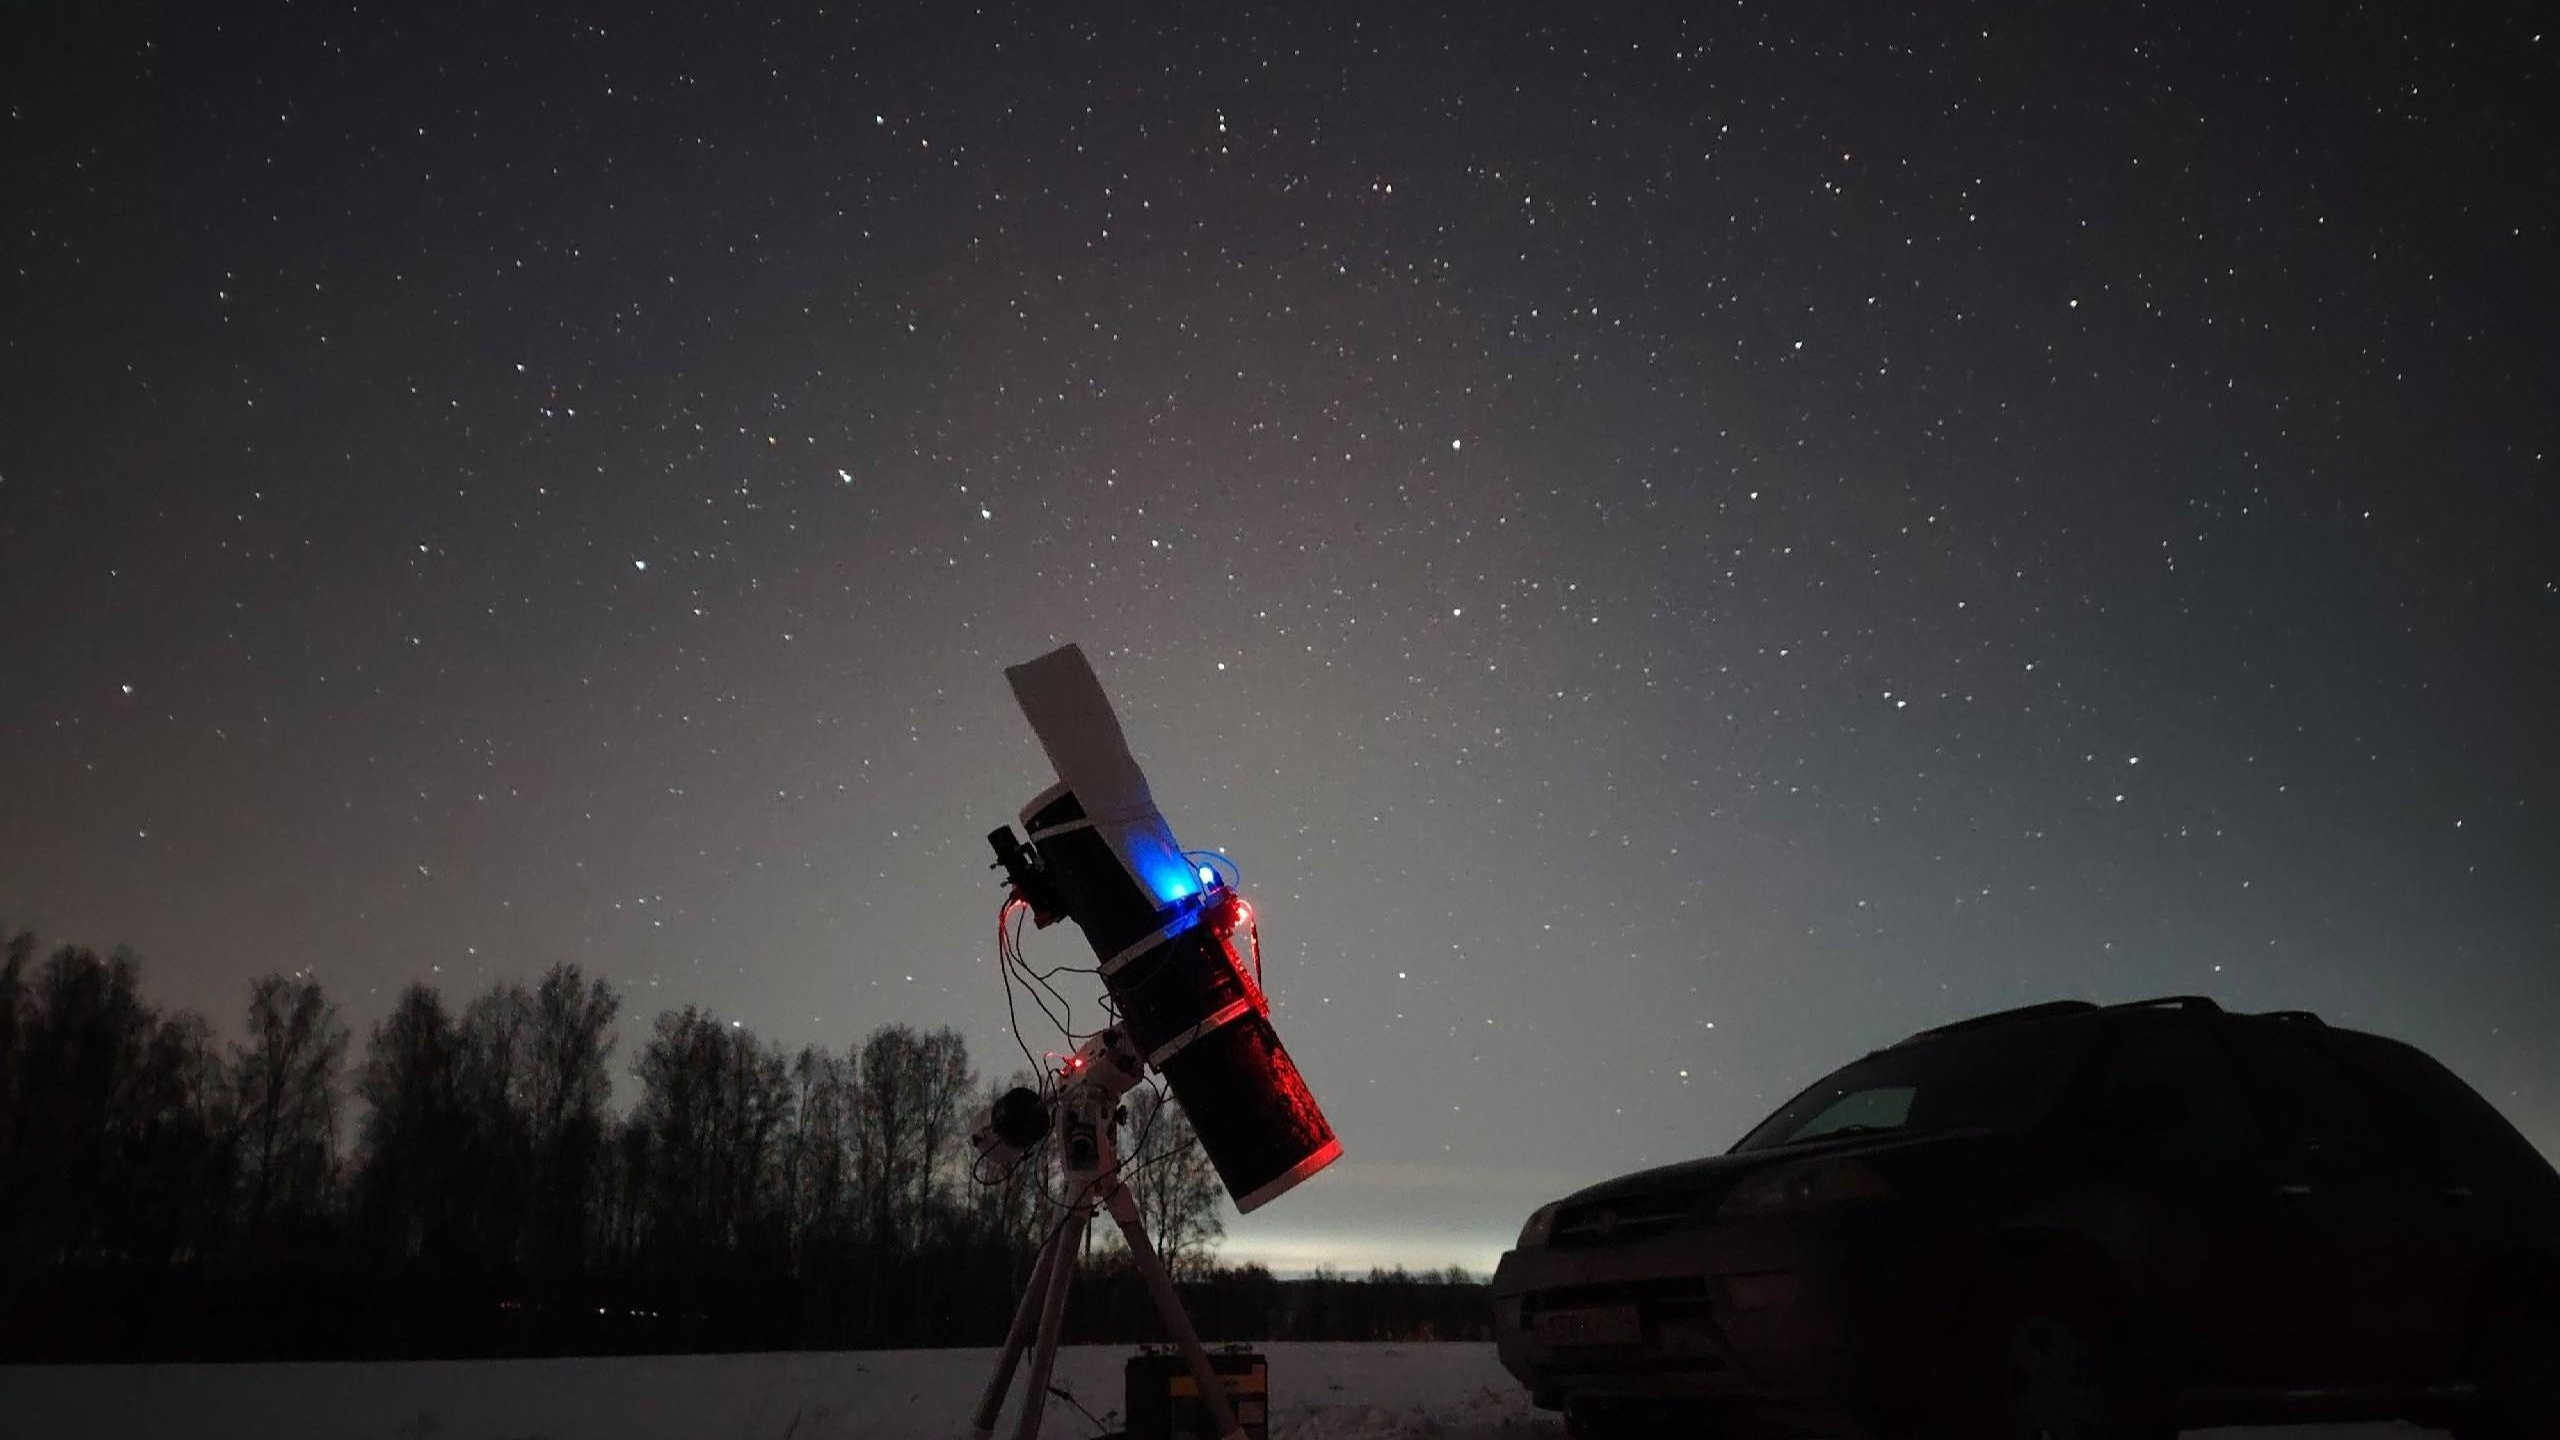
left=986, top=826, right=1066, bottom=927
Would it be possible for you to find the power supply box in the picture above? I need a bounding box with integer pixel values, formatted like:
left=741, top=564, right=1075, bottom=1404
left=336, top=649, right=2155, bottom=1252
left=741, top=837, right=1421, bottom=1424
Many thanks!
left=1121, top=1349, right=1267, bottom=1440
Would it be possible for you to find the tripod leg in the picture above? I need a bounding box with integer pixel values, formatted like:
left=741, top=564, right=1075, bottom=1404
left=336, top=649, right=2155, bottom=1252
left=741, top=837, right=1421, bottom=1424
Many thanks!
left=1105, top=1185, right=1247, bottom=1440
left=1012, top=1207, right=1089, bottom=1440
left=968, top=1225, right=1067, bottom=1440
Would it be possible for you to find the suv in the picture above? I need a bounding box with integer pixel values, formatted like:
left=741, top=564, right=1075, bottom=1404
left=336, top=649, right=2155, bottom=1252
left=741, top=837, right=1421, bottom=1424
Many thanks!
left=1491, top=997, right=2560, bottom=1439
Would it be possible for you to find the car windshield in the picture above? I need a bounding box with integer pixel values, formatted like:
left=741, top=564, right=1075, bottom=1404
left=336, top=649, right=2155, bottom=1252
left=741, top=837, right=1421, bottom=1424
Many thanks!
left=1731, top=1019, right=2087, bottom=1152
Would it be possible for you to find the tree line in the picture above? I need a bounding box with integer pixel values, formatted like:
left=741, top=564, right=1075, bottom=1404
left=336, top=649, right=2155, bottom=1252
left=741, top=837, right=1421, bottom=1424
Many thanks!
left=0, top=928, right=1485, bottom=1360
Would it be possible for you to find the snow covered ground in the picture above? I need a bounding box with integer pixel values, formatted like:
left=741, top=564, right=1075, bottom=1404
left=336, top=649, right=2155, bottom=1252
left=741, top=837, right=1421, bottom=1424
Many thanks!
left=3, top=1342, right=2445, bottom=1439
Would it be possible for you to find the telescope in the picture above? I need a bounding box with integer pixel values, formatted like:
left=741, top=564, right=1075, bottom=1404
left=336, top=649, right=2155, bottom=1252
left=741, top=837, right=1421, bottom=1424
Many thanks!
left=965, top=643, right=1340, bottom=1440
left=986, top=642, right=1340, bottom=1212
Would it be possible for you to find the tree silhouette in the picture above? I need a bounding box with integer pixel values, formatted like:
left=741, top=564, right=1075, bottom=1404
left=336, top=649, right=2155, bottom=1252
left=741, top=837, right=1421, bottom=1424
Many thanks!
left=852, top=1023, right=976, bottom=1252
left=230, top=973, right=348, bottom=1242
left=454, top=982, right=533, bottom=1268
left=632, top=1007, right=790, bottom=1266
left=0, top=930, right=1489, bottom=1360
left=121, top=1008, right=230, bottom=1264
left=521, top=965, right=618, bottom=1276
left=1122, top=1086, right=1225, bottom=1278
left=782, top=1042, right=855, bottom=1271
left=4, top=947, right=225, bottom=1265
left=0, top=929, right=30, bottom=1186
left=352, top=983, right=467, bottom=1262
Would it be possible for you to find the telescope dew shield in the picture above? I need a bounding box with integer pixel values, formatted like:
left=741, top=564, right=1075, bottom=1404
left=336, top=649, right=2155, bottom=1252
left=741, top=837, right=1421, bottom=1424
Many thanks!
left=1005, top=646, right=1342, bottom=1213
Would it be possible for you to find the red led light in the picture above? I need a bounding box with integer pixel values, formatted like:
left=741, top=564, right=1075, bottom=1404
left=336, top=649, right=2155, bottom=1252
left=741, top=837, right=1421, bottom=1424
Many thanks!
left=1211, top=891, right=1254, bottom=940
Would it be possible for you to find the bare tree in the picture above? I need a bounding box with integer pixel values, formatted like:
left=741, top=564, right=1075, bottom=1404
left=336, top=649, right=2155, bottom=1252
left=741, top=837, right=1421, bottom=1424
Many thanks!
left=230, top=973, right=348, bottom=1238
left=719, top=1030, right=789, bottom=1258
left=633, top=1008, right=792, bottom=1262
left=5, top=947, right=158, bottom=1261
left=599, top=1110, right=654, bottom=1266
left=854, top=1023, right=925, bottom=1249
left=522, top=965, right=618, bottom=1273
left=352, top=983, right=465, bottom=1260
left=0, top=930, right=36, bottom=1234
left=633, top=1008, right=721, bottom=1257
left=1121, top=1086, right=1225, bottom=1278
left=454, top=982, right=534, bottom=1266
left=783, top=1043, right=853, bottom=1269
left=913, top=1027, right=976, bottom=1247
left=457, top=983, right=531, bottom=1116
left=127, top=1009, right=232, bottom=1262
left=0, top=930, right=30, bottom=1152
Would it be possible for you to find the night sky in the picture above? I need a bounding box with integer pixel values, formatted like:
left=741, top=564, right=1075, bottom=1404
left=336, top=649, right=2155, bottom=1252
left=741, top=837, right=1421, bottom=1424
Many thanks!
left=4, top=5, right=2554, bottom=1273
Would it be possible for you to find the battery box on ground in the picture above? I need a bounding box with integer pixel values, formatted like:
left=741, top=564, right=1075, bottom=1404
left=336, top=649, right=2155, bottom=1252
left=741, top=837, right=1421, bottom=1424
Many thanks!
left=1121, top=1348, right=1267, bottom=1440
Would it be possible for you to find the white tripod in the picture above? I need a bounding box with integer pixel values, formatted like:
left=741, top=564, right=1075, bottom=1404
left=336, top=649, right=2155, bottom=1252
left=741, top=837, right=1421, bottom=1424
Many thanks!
left=966, top=1031, right=1247, bottom=1440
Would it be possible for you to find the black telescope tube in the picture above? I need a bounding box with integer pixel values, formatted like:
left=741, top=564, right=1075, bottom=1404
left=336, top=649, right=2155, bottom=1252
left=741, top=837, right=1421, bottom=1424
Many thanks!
left=1023, top=789, right=1341, bottom=1212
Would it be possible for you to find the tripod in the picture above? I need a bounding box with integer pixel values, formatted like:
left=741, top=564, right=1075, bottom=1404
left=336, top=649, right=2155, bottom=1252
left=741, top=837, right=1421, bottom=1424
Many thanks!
left=968, top=1051, right=1247, bottom=1440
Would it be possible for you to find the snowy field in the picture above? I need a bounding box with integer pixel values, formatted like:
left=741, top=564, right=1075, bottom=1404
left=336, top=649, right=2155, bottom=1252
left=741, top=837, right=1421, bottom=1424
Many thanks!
left=3, top=1342, right=2444, bottom=1440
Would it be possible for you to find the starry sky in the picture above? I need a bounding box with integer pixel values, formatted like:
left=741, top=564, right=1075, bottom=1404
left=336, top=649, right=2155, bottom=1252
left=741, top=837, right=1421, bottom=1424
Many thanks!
left=4, top=5, right=2555, bottom=1273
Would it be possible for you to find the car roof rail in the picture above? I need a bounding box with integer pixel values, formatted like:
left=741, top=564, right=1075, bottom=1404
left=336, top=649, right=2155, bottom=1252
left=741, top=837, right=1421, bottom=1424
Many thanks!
left=2253, top=1008, right=2325, bottom=1025
left=1895, top=999, right=2099, bottom=1047
left=2103, top=995, right=2224, bottom=1016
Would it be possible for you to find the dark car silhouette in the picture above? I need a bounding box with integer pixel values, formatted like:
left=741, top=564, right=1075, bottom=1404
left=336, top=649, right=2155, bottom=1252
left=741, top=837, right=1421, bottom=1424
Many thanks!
left=1490, top=996, right=2560, bottom=1440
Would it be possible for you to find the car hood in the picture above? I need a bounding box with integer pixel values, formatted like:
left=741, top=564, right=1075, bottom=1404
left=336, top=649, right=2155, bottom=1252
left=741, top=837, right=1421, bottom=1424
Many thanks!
left=1550, top=1149, right=1781, bottom=1216
left=1551, top=1128, right=1984, bottom=1210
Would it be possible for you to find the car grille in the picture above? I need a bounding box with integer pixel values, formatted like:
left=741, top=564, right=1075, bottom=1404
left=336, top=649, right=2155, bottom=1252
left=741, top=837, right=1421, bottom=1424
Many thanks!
left=1519, top=1276, right=1711, bottom=1313
left=1548, top=1190, right=1705, bottom=1249
left=1519, top=1277, right=1731, bottom=1374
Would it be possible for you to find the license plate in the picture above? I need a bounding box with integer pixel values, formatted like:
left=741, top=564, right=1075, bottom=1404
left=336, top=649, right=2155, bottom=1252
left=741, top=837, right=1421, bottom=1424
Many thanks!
left=1535, top=1304, right=1641, bottom=1347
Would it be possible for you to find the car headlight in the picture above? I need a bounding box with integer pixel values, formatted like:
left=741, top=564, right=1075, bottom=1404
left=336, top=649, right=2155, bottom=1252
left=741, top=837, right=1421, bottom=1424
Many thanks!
left=1715, top=1158, right=1894, bottom=1220
left=1516, top=1200, right=1563, bottom=1249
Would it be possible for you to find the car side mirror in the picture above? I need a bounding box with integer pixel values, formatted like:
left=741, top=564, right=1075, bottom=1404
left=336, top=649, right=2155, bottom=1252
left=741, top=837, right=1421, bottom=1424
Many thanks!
left=2101, top=1081, right=2190, bottom=1135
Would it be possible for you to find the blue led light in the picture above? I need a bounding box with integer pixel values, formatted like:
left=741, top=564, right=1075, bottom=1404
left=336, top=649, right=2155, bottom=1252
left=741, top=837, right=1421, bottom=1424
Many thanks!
left=1131, top=848, right=1203, bottom=907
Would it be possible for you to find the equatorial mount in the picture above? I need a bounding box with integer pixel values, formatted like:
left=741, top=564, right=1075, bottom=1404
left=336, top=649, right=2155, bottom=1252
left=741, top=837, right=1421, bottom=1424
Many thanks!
left=965, top=1028, right=1248, bottom=1440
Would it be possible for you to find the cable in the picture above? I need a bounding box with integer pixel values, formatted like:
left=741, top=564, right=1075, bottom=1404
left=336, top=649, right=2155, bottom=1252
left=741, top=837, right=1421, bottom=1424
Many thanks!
left=1183, top=848, right=1242, bottom=891
left=1000, top=923, right=1084, bottom=1065
left=1046, top=1383, right=1112, bottom=1437
left=996, top=898, right=1047, bottom=1082
left=1002, top=899, right=1106, bottom=1048
left=973, top=1143, right=1046, bottom=1189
